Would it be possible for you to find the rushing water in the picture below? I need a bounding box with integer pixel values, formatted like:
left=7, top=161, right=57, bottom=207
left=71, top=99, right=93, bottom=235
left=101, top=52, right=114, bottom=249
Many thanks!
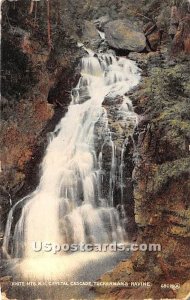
left=3, top=49, right=140, bottom=280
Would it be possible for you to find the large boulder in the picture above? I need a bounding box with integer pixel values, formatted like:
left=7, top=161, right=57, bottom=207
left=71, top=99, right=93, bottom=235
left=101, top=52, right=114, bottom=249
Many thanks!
left=104, top=19, right=146, bottom=52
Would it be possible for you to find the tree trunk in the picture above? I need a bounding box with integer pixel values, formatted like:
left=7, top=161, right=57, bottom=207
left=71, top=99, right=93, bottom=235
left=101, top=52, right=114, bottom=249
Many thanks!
left=29, top=0, right=34, bottom=15
left=46, top=0, right=52, bottom=50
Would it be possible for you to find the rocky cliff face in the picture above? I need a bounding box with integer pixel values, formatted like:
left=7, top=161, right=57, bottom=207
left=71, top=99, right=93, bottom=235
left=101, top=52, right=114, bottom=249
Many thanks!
left=0, top=0, right=83, bottom=241
left=1, top=0, right=190, bottom=299
left=93, top=3, right=190, bottom=298
left=96, top=51, right=190, bottom=300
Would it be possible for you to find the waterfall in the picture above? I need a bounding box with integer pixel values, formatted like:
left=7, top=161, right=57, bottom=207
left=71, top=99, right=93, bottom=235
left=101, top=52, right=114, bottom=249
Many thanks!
left=3, top=49, right=140, bottom=279
left=119, top=138, right=128, bottom=205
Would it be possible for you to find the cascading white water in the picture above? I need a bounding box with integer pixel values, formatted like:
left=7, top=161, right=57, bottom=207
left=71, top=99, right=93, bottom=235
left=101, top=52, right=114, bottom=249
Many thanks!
left=3, top=49, right=140, bottom=279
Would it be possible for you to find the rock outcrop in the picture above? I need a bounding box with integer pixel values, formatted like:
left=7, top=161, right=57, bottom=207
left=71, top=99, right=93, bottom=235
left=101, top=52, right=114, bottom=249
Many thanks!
left=94, top=46, right=190, bottom=300
left=82, top=20, right=102, bottom=50
left=101, top=95, right=138, bottom=239
left=104, top=20, right=146, bottom=52
left=172, top=14, right=190, bottom=54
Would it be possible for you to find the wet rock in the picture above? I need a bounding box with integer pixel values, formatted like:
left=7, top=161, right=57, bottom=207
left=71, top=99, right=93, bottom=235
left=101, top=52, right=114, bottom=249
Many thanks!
left=0, top=188, right=10, bottom=242
left=77, top=86, right=91, bottom=104
left=128, top=52, right=149, bottom=69
left=104, top=19, right=146, bottom=52
left=103, top=95, right=124, bottom=106
left=82, top=20, right=101, bottom=50
left=102, top=91, right=137, bottom=237
left=94, top=15, right=110, bottom=31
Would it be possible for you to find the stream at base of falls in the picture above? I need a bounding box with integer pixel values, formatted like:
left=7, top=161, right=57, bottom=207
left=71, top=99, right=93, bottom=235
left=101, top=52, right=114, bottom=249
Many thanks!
left=5, top=251, right=128, bottom=299
left=2, top=47, right=140, bottom=299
